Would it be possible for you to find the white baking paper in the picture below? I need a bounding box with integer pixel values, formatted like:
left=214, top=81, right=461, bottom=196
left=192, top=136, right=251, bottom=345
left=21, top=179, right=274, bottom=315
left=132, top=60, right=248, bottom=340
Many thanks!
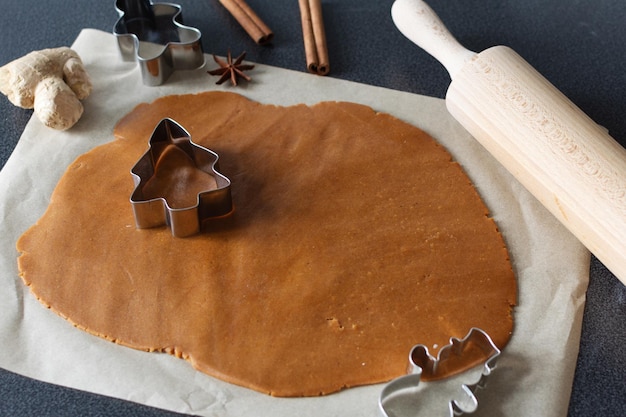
left=0, top=29, right=590, bottom=417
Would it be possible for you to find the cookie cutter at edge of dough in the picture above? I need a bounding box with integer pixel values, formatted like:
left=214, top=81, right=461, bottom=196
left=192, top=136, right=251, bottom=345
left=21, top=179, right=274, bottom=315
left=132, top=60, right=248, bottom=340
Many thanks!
left=113, top=0, right=205, bottom=86
left=130, top=118, right=233, bottom=238
left=378, top=327, right=501, bottom=417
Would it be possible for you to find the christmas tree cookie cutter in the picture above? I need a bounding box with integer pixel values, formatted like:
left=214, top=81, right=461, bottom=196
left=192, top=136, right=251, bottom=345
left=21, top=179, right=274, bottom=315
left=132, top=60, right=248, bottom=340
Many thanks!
left=130, top=118, right=232, bottom=238
left=378, top=327, right=500, bottom=417
left=113, top=0, right=205, bottom=85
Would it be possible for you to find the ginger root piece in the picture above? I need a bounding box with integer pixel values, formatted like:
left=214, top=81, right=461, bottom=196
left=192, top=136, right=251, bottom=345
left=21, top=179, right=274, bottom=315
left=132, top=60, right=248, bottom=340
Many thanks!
left=0, top=47, right=92, bottom=130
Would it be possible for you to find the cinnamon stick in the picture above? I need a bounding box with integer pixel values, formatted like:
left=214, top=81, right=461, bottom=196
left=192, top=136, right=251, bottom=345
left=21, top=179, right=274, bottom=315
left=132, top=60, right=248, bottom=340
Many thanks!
left=298, top=0, right=329, bottom=75
left=218, top=0, right=274, bottom=45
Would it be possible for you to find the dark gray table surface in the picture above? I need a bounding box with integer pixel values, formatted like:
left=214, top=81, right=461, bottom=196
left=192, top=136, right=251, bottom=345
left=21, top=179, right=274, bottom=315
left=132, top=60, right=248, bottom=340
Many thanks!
left=1, top=1, right=624, bottom=416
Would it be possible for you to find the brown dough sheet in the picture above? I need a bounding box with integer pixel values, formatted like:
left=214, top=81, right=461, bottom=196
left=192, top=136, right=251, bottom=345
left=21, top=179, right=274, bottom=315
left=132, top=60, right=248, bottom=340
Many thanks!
left=142, top=143, right=219, bottom=208
left=17, top=91, right=517, bottom=397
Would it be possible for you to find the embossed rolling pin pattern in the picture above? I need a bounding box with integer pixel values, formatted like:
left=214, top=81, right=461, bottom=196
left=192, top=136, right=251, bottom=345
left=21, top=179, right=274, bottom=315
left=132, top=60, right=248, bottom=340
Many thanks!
left=392, top=0, right=626, bottom=286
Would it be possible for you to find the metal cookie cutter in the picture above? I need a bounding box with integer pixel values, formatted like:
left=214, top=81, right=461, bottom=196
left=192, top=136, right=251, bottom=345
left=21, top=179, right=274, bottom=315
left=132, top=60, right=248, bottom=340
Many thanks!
left=130, top=118, right=232, bottom=237
left=379, top=328, right=500, bottom=417
left=113, top=0, right=205, bottom=85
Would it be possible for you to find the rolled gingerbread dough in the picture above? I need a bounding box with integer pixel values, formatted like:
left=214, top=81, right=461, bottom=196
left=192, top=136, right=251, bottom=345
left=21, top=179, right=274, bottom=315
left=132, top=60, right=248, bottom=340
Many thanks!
left=17, top=91, right=516, bottom=397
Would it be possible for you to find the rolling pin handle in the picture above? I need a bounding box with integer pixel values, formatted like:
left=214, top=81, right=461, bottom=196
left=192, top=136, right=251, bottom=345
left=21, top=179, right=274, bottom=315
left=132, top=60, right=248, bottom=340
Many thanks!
left=391, top=0, right=475, bottom=79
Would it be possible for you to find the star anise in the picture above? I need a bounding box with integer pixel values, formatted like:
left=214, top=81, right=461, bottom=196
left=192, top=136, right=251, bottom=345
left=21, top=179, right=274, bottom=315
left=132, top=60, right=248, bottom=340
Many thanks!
left=207, top=51, right=254, bottom=86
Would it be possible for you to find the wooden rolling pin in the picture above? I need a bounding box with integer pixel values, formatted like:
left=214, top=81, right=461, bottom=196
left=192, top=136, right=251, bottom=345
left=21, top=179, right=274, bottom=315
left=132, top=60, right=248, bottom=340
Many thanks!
left=391, top=0, right=626, bottom=286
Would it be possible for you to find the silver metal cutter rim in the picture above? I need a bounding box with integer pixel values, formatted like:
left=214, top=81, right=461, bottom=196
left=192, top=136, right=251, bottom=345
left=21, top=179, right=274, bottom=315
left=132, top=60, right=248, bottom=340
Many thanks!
left=113, top=0, right=205, bottom=85
left=378, top=327, right=500, bottom=417
left=130, top=118, right=232, bottom=238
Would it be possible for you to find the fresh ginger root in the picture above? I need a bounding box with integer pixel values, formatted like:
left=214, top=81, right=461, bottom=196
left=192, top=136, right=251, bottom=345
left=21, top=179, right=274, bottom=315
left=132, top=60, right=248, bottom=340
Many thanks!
left=0, top=47, right=92, bottom=130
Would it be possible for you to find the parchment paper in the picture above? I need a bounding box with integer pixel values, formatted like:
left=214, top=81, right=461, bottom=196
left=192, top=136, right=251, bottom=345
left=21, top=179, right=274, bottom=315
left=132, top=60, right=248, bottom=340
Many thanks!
left=0, top=29, right=589, bottom=417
